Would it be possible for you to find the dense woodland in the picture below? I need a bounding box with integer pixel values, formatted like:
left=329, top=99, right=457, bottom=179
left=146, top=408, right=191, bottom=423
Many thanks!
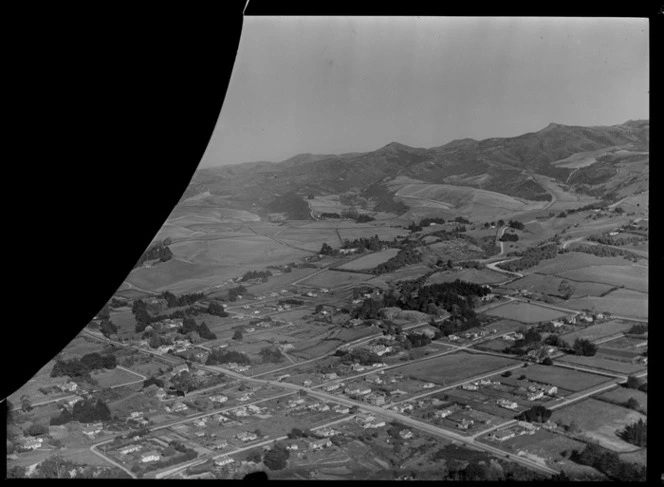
left=51, top=352, right=118, bottom=379
left=50, top=398, right=112, bottom=425
left=206, top=349, right=251, bottom=366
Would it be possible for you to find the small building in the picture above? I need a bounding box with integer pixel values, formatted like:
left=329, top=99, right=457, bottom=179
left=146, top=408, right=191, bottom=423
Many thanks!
left=317, top=428, right=337, bottom=438
left=324, top=383, right=341, bottom=392
left=209, top=394, right=228, bottom=404
left=461, top=383, right=479, bottom=391
left=214, top=457, right=234, bottom=467
left=421, top=383, right=435, bottom=389
left=310, top=438, right=332, bottom=450
left=435, top=408, right=454, bottom=419
left=365, top=393, right=386, bottom=406
left=210, top=440, right=228, bottom=450
left=355, top=412, right=375, bottom=424
left=235, top=432, right=258, bottom=442
left=456, top=419, right=474, bottom=430
left=171, top=402, right=188, bottom=412
left=399, top=430, right=414, bottom=440
left=20, top=437, right=43, bottom=451
left=141, top=451, right=161, bottom=463
left=497, top=399, right=518, bottom=410
left=119, top=444, right=141, bottom=455
left=490, top=429, right=516, bottom=442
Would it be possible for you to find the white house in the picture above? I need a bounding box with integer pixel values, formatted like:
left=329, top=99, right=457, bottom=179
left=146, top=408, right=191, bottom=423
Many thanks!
left=119, top=444, right=141, bottom=455
left=209, top=394, right=228, bottom=404
left=310, top=438, right=332, bottom=450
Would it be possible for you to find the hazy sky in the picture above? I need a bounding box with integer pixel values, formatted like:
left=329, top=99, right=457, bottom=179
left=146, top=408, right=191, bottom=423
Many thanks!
left=200, top=17, right=649, bottom=167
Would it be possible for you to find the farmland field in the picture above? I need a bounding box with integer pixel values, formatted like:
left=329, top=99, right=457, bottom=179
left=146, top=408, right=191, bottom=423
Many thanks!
left=551, top=398, right=646, bottom=452
left=505, top=364, right=610, bottom=392
left=364, top=264, right=431, bottom=285
left=531, top=253, right=629, bottom=275
left=560, top=320, right=634, bottom=342
left=337, top=249, right=399, bottom=271
left=556, top=354, right=645, bottom=375
left=484, top=301, right=569, bottom=323
left=555, top=264, right=647, bottom=293
left=392, top=351, right=519, bottom=385
left=425, top=268, right=506, bottom=286
left=109, top=307, right=138, bottom=335
left=504, top=273, right=614, bottom=297
left=597, top=387, right=647, bottom=412
left=297, top=270, right=372, bottom=288
left=563, top=294, right=647, bottom=319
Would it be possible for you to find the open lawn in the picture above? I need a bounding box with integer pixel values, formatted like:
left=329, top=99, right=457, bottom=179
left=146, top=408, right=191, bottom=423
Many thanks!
left=551, top=398, right=646, bottom=452
left=109, top=307, right=138, bottom=335
left=560, top=320, right=634, bottom=342
left=426, top=268, right=506, bottom=286
left=506, top=364, right=609, bottom=392
left=484, top=301, right=568, bottom=323
left=297, top=270, right=372, bottom=289
left=337, top=249, right=399, bottom=271
left=90, top=367, right=144, bottom=388
left=392, top=351, right=518, bottom=386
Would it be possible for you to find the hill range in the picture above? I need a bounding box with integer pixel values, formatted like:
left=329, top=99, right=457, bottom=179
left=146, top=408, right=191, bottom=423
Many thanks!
left=181, top=120, right=648, bottom=221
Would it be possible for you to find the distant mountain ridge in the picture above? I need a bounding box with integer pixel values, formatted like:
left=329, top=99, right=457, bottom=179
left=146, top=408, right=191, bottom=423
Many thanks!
left=185, top=120, right=648, bottom=215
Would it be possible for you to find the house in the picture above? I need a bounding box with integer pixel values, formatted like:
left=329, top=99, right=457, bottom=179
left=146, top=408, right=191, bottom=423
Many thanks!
left=365, top=393, right=386, bottom=406
left=141, top=451, right=161, bottom=463
left=422, top=383, right=435, bottom=389
left=66, top=396, right=84, bottom=408
left=194, top=418, right=208, bottom=427
left=527, top=391, right=544, bottom=401
left=324, top=373, right=339, bottom=380
left=212, top=414, right=229, bottom=423
left=543, top=385, right=558, bottom=396
left=209, top=394, right=228, bottom=404
left=171, top=402, right=188, bottom=412
left=82, top=424, right=103, bottom=438
left=435, top=408, right=454, bottom=419
left=130, top=411, right=143, bottom=419
left=214, top=457, right=235, bottom=467
left=334, top=406, right=350, bottom=414
left=490, top=429, right=516, bottom=442
left=317, top=428, right=337, bottom=438
left=392, top=404, right=414, bottom=413
left=351, top=364, right=366, bottom=372
left=20, top=437, right=43, bottom=450
left=210, top=439, right=228, bottom=450
left=235, top=432, right=258, bottom=442
left=59, top=381, right=78, bottom=392
left=448, top=335, right=460, bottom=342
left=355, top=412, right=375, bottom=424
left=286, top=444, right=299, bottom=451
left=119, top=444, right=141, bottom=455
left=310, top=438, right=332, bottom=450
left=238, top=394, right=251, bottom=402
left=497, top=399, right=518, bottom=410
left=155, top=388, right=168, bottom=400
left=362, top=419, right=386, bottom=429
left=399, top=430, right=414, bottom=440
left=324, top=383, right=341, bottom=392
left=456, top=419, right=474, bottom=430
left=461, top=383, right=479, bottom=391
left=303, top=380, right=313, bottom=387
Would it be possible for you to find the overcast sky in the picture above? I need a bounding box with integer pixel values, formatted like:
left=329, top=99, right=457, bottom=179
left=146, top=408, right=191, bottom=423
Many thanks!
left=200, top=17, right=649, bottom=167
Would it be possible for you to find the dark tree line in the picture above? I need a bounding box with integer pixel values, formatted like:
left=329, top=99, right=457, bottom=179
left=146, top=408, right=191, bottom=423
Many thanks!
left=508, top=220, right=525, bottom=230
left=207, top=301, right=228, bottom=317
left=278, top=298, right=304, bottom=306
left=99, top=319, right=118, bottom=338
left=206, top=349, right=251, bottom=366
left=240, top=270, right=273, bottom=282
left=568, top=244, right=641, bottom=262
left=499, top=233, right=519, bottom=242
left=372, top=248, right=422, bottom=274
left=516, top=405, right=552, bottom=423
left=228, top=285, right=247, bottom=302
left=341, top=235, right=397, bottom=251
left=160, top=291, right=205, bottom=308
left=497, top=243, right=558, bottom=272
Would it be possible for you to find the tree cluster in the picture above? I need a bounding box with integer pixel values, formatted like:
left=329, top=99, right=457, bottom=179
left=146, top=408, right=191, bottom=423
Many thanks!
left=516, top=405, right=552, bottom=423
left=508, top=220, right=525, bottom=230
left=570, top=244, right=640, bottom=262
left=50, top=398, right=112, bottom=425
left=51, top=352, right=117, bottom=379
left=341, top=235, right=395, bottom=251
left=207, top=300, right=228, bottom=317
left=570, top=443, right=645, bottom=482
left=336, top=348, right=382, bottom=366
left=627, top=323, right=648, bottom=335
left=134, top=240, right=173, bottom=268
left=227, top=285, right=247, bottom=302
left=259, top=346, right=285, bottom=363
left=499, top=232, right=519, bottom=242
left=278, top=298, right=304, bottom=306
left=262, top=443, right=290, bottom=470
left=572, top=338, right=598, bottom=357
left=99, top=319, right=118, bottom=338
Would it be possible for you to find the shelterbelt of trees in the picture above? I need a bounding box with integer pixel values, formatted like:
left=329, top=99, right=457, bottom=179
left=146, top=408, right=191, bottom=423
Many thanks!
left=134, top=239, right=173, bottom=268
